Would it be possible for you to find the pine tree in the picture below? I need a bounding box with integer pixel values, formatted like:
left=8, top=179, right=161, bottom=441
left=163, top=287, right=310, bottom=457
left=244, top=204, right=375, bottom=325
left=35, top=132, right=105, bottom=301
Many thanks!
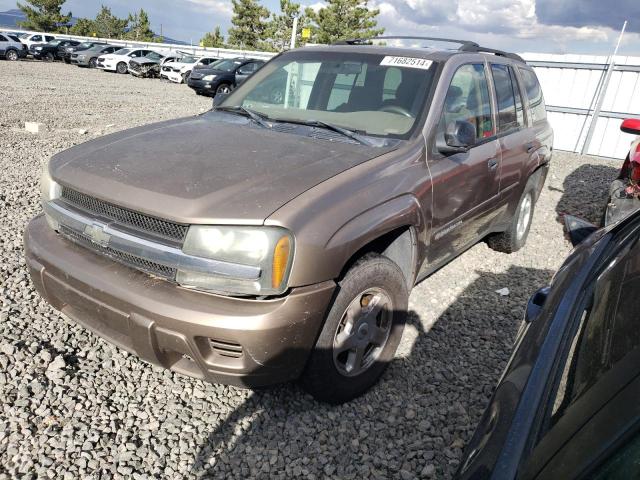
left=92, top=6, right=128, bottom=39
left=200, top=26, right=225, bottom=48
left=227, top=0, right=270, bottom=49
left=17, top=0, right=72, bottom=32
left=69, top=18, right=95, bottom=36
left=265, top=0, right=309, bottom=51
left=308, top=0, right=384, bottom=44
left=126, top=9, right=155, bottom=41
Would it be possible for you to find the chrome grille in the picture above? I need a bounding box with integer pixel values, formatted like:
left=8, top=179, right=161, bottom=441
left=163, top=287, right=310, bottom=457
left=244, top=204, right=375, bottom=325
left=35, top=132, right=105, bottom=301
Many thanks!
left=61, top=187, right=188, bottom=242
left=60, top=226, right=176, bottom=280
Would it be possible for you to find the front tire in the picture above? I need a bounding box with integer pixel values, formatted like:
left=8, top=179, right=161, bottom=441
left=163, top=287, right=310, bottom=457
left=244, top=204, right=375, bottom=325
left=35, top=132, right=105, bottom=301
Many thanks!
left=6, top=49, right=18, bottom=61
left=487, top=179, right=537, bottom=253
left=44, top=52, right=54, bottom=62
left=301, top=254, right=408, bottom=404
left=116, top=62, right=128, bottom=74
left=89, top=57, right=97, bottom=68
left=215, top=83, right=231, bottom=95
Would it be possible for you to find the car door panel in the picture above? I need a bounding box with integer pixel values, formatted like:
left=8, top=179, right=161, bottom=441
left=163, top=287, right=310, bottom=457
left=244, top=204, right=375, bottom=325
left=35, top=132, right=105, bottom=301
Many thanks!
left=426, top=62, right=501, bottom=265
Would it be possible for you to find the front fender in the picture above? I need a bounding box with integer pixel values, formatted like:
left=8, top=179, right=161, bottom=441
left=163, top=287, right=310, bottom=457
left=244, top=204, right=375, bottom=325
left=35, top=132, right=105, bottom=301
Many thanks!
left=325, top=194, right=424, bottom=275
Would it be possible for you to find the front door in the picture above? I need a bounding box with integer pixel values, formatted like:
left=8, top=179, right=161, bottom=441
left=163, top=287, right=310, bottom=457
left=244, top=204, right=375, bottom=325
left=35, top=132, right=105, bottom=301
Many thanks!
left=427, top=62, right=501, bottom=265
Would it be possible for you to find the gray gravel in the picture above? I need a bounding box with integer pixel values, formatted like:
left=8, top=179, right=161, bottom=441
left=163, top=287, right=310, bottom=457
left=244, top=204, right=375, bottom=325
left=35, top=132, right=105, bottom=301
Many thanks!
left=0, top=60, right=623, bottom=479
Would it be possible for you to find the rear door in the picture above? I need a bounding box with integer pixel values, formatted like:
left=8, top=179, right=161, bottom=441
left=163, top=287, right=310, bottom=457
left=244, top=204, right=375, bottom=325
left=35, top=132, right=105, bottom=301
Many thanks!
left=0, top=34, right=7, bottom=55
left=427, top=62, right=501, bottom=263
left=490, top=63, right=532, bottom=196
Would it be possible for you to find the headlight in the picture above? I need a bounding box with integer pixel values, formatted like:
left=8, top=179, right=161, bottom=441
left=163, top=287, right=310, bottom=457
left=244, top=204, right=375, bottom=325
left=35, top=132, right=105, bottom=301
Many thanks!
left=40, top=161, right=61, bottom=230
left=77, top=55, right=86, bottom=59
left=202, top=74, right=217, bottom=81
left=35, top=46, right=42, bottom=50
left=176, top=226, right=293, bottom=296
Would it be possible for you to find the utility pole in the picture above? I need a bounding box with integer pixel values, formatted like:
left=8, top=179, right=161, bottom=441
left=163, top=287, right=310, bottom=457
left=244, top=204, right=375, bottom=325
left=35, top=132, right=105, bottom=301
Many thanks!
left=290, top=16, right=298, bottom=50
left=581, top=21, right=627, bottom=155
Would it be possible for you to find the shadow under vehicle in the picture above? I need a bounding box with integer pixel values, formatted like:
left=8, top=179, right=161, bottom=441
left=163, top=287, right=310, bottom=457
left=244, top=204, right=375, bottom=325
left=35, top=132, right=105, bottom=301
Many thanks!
left=26, top=37, right=552, bottom=405
left=456, top=211, right=640, bottom=479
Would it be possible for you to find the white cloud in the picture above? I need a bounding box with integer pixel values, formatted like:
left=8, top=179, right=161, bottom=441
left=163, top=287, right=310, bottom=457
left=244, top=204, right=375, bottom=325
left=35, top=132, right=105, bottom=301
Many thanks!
left=184, top=0, right=233, bottom=16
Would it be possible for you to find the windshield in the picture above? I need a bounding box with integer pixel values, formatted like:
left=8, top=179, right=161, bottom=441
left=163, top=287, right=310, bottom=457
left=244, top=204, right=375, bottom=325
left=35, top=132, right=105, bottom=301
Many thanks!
left=77, top=42, right=93, bottom=49
left=221, top=51, right=436, bottom=139
left=210, top=58, right=243, bottom=72
left=180, top=55, right=198, bottom=63
left=113, top=48, right=131, bottom=55
left=48, top=40, right=62, bottom=46
left=145, top=52, right=163, bottom=60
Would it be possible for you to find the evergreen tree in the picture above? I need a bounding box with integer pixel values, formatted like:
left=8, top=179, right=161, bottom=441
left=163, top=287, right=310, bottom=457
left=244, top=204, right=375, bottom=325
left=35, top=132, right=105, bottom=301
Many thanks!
left=69, top=18, right=95, bottom=36
left=92, top=5, right=128, bottom=39
left=308, top=0, right=384, bottom=44
left=200, top=26, right=225, bottom=48
left=227, top=0, right=269, bottom=49
left=17, top=0, right=72, bottom=32
left=126, top=9, right=155, bottom=41
left=265, top=0, right=309, bottom=51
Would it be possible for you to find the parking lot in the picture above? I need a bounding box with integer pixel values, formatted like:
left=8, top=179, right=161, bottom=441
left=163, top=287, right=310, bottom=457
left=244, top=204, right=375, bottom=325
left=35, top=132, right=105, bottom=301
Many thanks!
left=0, top=60, right=622, bottom=479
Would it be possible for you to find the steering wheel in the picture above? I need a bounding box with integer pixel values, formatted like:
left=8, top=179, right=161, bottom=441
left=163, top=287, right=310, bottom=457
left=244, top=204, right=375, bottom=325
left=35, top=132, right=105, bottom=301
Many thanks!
left=380, top=105, right=413, bottom=118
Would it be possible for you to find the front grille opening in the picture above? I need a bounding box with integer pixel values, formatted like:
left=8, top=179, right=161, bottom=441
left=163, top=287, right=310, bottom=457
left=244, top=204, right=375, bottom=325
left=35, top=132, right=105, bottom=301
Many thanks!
left=60, top=226, right=176, bottom=280
left=61, top=187, right=188, bottom=243
left=210, top=339, right=243, bottom=358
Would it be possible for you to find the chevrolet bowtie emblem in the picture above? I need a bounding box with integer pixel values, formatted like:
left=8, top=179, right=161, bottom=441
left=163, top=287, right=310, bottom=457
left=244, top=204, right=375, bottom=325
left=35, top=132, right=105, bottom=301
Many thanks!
left=84, top=222, right=111, bottom=247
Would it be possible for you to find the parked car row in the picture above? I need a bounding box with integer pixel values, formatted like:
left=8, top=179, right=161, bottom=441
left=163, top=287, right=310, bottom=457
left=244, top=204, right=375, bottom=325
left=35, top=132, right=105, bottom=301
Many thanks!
left=1, top=31, right=266, bottom=96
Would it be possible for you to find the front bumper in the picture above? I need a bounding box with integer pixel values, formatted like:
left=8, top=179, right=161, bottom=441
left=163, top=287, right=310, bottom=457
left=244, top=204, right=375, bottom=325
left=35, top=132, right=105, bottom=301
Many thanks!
left=24, top=215, right=335, bottom=387
left=187, top=78, right=216, bottom=94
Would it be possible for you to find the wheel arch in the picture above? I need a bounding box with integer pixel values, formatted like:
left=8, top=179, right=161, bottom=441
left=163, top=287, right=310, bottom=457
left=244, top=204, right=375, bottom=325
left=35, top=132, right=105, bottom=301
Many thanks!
left=325, top=195, right=424, bottom=288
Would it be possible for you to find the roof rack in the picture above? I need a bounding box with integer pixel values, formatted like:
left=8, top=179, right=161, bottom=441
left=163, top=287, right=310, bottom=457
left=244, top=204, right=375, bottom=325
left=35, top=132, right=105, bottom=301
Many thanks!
left=458, top=44, right=525, bottom=63
left=335, top=36, right=480, bottom=48
left=333, top=36, right=526, bottom=63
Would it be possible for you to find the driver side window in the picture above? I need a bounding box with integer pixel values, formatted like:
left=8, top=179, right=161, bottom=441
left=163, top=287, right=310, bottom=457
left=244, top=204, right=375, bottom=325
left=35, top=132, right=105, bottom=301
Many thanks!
left=439, top=64, right=494, bottom=142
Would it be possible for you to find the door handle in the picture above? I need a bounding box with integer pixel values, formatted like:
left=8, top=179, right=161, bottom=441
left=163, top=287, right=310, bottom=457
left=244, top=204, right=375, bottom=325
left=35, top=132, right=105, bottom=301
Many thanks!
left=488, top=158, right=499, bottom=170
left=526, top=142, right=536, bottom=154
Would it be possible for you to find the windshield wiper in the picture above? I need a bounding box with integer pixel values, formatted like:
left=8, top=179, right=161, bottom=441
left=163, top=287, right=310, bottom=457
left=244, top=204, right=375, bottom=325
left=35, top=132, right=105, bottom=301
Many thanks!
left=215, top=105, right=271, bottom=129
left=275, top=118, right=373, bottom=146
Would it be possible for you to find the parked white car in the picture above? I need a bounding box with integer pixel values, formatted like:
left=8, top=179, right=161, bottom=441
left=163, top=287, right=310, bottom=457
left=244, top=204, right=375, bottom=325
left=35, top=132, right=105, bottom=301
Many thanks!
left=97, top=47, right=159, bottom=74
left=160, top=55, right=220, bottom=83
left=19, top=32, right=56, bottom=51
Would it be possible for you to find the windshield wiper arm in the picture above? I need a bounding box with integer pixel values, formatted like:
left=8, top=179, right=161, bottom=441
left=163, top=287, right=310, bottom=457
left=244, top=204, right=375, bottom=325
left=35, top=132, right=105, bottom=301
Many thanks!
left=215, top=105, right=271, bottom=129
left=277, top=118, right=373, bottom=146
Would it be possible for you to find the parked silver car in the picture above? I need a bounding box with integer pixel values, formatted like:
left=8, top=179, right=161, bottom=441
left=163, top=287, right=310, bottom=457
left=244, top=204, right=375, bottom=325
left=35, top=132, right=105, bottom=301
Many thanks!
left=70, top=44, right=120, bottom=68
left=0, top=31, right=27, bottom=61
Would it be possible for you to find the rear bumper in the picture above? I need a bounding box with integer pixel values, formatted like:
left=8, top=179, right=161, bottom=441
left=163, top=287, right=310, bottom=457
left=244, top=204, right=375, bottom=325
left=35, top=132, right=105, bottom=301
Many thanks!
left=24, top=215, right=335, bottom=387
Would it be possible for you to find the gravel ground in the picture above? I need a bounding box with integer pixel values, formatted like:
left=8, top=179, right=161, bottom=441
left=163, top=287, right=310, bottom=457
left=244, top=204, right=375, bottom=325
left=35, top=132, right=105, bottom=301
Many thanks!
left=0, top=60, right=623, bottom=479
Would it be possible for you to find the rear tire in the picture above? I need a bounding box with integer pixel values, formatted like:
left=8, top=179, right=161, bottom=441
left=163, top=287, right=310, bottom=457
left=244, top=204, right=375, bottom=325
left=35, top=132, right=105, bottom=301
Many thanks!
left=301, top=254, right=408, bottom=404
left=116, top=62, right=128, bottom=74
left=487, top=179, right=537, bottom=253
left=6, top=49, right=18, bottom=61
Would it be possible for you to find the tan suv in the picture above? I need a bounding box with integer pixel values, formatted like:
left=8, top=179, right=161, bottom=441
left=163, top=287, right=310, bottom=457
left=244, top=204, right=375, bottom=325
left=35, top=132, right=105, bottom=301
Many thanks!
left=25, top=37, right=553, bottom=404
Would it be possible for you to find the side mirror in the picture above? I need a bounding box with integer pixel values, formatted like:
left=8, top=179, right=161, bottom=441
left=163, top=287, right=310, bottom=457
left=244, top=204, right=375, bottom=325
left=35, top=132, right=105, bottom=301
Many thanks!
left=437, top=120, right=476, bottom=154
left=564, top=215, right=598, bottom=247
left=212, top=92, right=229, bottom=107
left=524, top=287, right=550, bottom=323
left=621, top=118, right=640, bottom=135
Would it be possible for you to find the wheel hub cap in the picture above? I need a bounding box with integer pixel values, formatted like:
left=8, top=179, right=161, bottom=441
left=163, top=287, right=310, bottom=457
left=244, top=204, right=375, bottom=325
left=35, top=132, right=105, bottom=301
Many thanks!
left=332, top=288, right=393, bottom=377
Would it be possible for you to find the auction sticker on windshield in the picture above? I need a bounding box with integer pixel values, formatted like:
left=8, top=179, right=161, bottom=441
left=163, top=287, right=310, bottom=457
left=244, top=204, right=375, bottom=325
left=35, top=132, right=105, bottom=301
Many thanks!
left=380, top=56, right=433, bottom=70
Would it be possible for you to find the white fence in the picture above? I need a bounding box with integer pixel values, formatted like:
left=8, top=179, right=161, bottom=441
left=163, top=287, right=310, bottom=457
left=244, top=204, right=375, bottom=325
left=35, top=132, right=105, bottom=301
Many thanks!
left=524, top=53, right=640, bottom=160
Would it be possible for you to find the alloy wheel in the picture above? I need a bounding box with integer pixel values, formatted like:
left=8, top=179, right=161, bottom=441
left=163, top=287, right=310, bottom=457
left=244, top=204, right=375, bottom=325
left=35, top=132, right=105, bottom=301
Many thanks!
left=516, top=193, right=532, bottom=240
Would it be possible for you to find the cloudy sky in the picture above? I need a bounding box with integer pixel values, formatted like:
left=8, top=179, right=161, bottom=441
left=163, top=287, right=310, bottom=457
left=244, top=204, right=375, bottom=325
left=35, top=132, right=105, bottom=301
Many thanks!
left=1, top=0, right=639, bottom=55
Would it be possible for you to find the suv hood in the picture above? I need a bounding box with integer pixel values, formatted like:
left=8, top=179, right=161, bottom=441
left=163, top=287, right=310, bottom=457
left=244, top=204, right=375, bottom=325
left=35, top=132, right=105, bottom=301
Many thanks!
left=50, top=113, right=394, bottom=224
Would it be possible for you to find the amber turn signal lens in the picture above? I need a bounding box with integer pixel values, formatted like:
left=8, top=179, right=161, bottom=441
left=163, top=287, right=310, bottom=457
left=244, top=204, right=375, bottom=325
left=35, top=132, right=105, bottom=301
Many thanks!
left=272, top=236, right=291, bottom=289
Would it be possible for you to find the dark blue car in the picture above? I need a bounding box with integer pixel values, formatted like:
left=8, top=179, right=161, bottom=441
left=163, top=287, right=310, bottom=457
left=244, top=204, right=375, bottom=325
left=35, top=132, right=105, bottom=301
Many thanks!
left=458, top=211, right=640, bottom=479
left=187, top=57, right=264, bottom=96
